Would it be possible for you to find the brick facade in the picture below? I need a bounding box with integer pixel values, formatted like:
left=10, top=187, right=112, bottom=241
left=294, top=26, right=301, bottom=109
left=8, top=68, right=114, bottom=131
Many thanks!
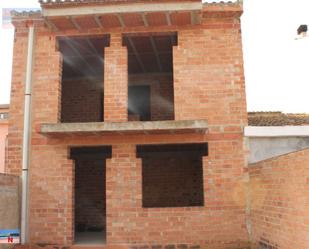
left=249, top=148, right=309, bottom=249
left=129, top=73, right=174, bottom=121
left=61, top=78, right=103, bottom=123
left=7, top=2, right=249, bottom=248
left=104, top=34, right=128, bottom=122
left=60, top=74, right=174, bottom=123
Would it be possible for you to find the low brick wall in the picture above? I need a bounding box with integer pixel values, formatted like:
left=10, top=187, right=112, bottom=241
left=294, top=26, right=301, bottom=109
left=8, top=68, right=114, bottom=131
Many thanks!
left=248, top=149, right=309, bottom=249
left=0, top=173, right=20, bottom=230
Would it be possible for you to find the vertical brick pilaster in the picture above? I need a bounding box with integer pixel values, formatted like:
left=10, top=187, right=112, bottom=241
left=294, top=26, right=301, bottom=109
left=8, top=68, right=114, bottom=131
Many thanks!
left=104, top=33, right=128, bottom=122
left=106, top=144, right=142, bottom=243
left=28, top=34, right=73, bottom=245
left=6, top=29, right=28, bottom=175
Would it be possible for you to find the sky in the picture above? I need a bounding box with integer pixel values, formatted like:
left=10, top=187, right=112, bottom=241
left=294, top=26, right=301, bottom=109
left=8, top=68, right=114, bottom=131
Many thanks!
left=0, top=0, right=309, bottom=113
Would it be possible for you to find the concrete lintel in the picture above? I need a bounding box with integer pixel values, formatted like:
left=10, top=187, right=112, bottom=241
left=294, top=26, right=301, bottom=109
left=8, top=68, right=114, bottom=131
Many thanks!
left=40, top=120, right=208, bottom=136
left=42, top=2, right=202, bottom=17
left=245, top=126, right=309, bottom=138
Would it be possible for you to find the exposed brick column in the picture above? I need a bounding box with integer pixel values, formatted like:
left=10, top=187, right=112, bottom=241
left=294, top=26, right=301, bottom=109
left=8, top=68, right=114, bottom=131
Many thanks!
left=106, top=144, right=142, bottom=244
left=104, top=33, right=128, bottom=122
left=28, top=34, right=73, bottom=245
left=6, top=28, right=28, bottom=175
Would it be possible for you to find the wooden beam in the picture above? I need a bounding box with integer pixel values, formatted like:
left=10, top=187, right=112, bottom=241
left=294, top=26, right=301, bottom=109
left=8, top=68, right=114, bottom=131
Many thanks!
left=141, top=13, right=149, bottom=27
left=190, top=11, right=200, bottom=25
left=127, top=37, right=146, bottom=73
left=63, top=54, right=100, bottom=59
left=94, top=16, right=103, bottom=28
left=68, top=16, right=81, bottom=30
left=42, top=2, right=203, bottom=17
left=116, top=13, right=125, bottom=28
left=149, top=36, right=162, bottom=72
left=165, top=12, right=172, bottom=26
left=44, top=18, right=59, bottom=31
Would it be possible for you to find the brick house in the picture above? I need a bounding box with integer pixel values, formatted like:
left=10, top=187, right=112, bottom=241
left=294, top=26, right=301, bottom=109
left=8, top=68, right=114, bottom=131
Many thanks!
left=7, top=0, right=249, bottom=248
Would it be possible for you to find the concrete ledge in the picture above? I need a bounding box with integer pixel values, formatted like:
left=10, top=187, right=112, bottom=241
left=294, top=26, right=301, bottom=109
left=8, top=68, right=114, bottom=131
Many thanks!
left=40, top=120, right=208, bottom=136
left=245, top=126, right=309, bottom=137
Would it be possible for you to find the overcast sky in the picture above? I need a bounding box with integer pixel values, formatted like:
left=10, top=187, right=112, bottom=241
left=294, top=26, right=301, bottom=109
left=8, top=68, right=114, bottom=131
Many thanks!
left=0, top=0, right=309, bottom=113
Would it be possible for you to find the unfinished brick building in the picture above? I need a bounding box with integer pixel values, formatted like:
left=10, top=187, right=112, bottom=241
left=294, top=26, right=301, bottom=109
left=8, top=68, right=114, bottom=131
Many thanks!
left=7, top=0, right=248, bottom=248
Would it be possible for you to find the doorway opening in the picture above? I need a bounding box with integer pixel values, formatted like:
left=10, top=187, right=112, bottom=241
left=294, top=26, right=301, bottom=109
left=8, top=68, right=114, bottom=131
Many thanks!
left=70, top=146, right=112, bottom=245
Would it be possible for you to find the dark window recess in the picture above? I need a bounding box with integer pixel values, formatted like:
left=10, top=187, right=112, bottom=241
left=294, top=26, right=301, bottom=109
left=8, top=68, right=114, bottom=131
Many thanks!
left=59, top=36, right=110, bottom=123
left=137, top=143, right=208, bottom=208
left=124, top=33, right=177, bottom=122
left=128, top=86, right=151, bottom=121
left=70, top=146, right=112, bottom=245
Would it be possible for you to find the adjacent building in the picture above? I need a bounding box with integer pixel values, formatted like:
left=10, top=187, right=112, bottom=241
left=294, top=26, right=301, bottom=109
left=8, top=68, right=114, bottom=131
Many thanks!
left=0, top=104, right=9, bottom=173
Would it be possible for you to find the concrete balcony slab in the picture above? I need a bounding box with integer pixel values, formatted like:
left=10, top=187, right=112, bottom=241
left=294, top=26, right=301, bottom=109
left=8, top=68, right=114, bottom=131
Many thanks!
left=40, top=120, right=208, bottom=136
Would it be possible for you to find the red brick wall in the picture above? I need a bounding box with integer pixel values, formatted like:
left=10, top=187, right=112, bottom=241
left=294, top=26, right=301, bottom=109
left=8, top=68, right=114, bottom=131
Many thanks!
left=173, top=17, right=247, bottom=131
left=61, top=74, right=173, bottom=123
left=129, top=73, right=174, bottom=121
left=105, top=141, right=249, bottom=248
left=6, top=27, right=28, bottom=175
left=61, top=78, right=103, bottom=123
left=104, top=33, right=128, bottom=122
left=26, top=29, right=73, bottom=244
left=249, top=148, right=309, bottom=249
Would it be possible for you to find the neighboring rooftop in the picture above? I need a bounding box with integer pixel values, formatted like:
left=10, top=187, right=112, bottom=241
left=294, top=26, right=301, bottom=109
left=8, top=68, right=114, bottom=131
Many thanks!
left=0, top=105, right=9, bottom=121
left=0, top=104, right=9, bottom=110
left=248, top=112, right=309, bottom=126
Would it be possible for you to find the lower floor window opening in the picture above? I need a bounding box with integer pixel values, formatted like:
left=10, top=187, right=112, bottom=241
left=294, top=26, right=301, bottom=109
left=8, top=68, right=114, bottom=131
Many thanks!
left=137, top=143, right=208, bottom=208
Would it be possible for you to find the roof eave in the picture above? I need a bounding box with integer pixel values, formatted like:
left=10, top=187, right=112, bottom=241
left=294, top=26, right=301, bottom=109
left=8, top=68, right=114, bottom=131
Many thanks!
left=41, top=1, right=203, bottom=17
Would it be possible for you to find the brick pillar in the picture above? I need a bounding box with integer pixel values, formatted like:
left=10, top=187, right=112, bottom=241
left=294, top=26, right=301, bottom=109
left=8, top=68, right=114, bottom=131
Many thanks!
left=106, top=144, right=142, bottom=243
left=104, top=33, right=128, bottom=122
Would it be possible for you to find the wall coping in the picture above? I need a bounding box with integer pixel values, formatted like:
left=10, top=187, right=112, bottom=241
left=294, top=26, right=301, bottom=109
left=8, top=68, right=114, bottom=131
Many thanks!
left=245, top=126, right=309, bottom=138
left=40, top=120, right=208, bottom=136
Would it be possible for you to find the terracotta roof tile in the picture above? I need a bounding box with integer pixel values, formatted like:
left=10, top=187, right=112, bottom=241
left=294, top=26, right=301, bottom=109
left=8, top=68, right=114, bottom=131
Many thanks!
left=39, top=0, right=201, bottom=7
left=10, top=10, right=41, bottom=18
left=39, top=0, right=240, bottom=7
left=248, top=112, right=309, bottom=126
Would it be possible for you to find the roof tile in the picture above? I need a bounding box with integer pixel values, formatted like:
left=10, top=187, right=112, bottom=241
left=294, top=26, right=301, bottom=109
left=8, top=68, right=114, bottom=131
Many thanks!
left=248, top=112, right=309, bottom=126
